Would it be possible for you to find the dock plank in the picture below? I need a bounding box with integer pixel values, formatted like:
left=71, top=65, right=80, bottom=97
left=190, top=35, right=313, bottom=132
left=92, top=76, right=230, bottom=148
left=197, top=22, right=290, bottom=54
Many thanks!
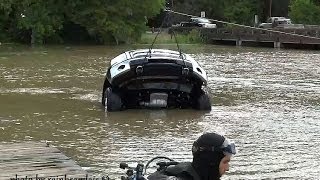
left=0, top=142, right=89, bottom=180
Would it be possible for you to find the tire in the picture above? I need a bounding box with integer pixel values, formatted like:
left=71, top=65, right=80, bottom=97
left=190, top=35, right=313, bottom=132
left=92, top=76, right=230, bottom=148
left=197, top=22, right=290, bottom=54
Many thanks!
left=101, top=78, right=111, bottom=106
left=104, top=87, right=123, bottom=112
left=195, top=91, right=211, bottom=111
left=102, top=89, right=106, bottom=106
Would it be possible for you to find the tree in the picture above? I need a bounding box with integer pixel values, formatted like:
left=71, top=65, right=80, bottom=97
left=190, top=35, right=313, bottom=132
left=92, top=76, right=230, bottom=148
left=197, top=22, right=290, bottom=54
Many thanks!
left=0, top=0, right=16, bottom=41
left=196, top=0, right=225, bottom=21
left=0, top=0, right=165, bottom=45
left=1, top=0, right=65, bottom=44
left=15, top=0, right=64, bottom=44
left=60, top=0, right=165, bottom=44
left=271, top=0, right=290, bottom=17
left=289, top=0, right=320, bottom=25
left=224, top=0, right=263, bottom=26
left=172, top=0, right=267, bottom=26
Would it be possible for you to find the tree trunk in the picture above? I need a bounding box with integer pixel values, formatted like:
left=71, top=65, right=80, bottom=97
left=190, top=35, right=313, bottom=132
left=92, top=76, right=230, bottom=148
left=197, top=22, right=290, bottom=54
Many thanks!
left=115, top=36, right=119, bottom=45
left=31, top=28, right=36, bottom=47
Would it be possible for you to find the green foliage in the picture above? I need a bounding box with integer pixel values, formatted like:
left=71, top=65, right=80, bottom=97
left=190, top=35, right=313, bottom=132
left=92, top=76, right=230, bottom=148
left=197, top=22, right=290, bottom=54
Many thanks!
left=186, top=29, right=202, bottom=43
left=224, top=0, right=259, bottom=25
left=289, top=0, right=320, bottom=25
left=196, top=0, right=225, bottom=20
left=63, top=0, right=165, bottom=44
left=0, top=0, right=14, bottom=41
left=2, top=0, right=319, bottom=45
left=173, top=0, right=224, bottom=21
left=0, top=0, right=65, bottom=44
left=0, top=0, right=165, bottom=45
left=173, top=0, right=265, bottom=26
left=16, top=0, right=65, bottom=44
left=139, top=29, right=202, bottom=44
left=271, top=0, right=290, bottom=17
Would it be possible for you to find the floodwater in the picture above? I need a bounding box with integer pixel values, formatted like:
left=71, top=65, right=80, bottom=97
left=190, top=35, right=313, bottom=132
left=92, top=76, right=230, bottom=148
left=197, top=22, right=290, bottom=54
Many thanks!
left=0, top=44, right=319, bottom=179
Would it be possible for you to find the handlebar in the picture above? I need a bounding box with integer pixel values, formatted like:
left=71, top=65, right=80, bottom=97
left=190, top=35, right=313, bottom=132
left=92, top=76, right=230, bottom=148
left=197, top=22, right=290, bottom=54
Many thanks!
left=120, top=156, right=178, bottom=180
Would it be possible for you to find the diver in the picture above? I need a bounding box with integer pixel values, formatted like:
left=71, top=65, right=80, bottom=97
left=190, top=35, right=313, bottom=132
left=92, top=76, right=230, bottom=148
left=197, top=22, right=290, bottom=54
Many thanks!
left=147, top=132, right=236, bottom=180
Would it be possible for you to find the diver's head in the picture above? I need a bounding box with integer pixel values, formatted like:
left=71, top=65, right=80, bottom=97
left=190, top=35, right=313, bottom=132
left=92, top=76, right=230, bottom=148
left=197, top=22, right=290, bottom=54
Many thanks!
left=191, top=132, right=236, bottom=180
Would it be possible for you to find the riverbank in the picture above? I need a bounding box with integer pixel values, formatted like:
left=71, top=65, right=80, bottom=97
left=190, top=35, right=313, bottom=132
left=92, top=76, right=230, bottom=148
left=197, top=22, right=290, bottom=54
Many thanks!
left=138, top=30, right=203, bottom=44
left=0, top=31, right=203, bottom=49
left=2, top=29, right=320, bottom=51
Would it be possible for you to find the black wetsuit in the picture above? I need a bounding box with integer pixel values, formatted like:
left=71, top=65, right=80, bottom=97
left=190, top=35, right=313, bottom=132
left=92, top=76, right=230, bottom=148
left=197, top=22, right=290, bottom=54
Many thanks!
left=148, top=133, right=227, bottom=180
left=147, top=162, right=201, bottom=180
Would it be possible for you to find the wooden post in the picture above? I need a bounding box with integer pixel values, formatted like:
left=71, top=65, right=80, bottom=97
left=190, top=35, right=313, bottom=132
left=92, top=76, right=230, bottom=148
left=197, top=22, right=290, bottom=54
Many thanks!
left=269, top=0, right=272, bottom=17
left=274, top=41, right=281, bottom=48
left=236, top=39, right=242, bottom=46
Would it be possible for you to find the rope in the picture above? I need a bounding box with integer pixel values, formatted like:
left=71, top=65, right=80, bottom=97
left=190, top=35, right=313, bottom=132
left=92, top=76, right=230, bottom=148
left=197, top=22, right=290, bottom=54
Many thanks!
left=145, top=9, right=185, bottom=64
left=145, top=10, right=171, bottom=59
left=145, top=13, right=168, bottom=59
left=165, top=9, right=320, bottom=41
left=171, top=27, right=183, bottom=58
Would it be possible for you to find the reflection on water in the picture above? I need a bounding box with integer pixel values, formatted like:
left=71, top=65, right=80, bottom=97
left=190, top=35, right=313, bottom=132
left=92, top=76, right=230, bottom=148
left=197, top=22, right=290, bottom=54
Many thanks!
left=0, top=45, right=319, bottom=179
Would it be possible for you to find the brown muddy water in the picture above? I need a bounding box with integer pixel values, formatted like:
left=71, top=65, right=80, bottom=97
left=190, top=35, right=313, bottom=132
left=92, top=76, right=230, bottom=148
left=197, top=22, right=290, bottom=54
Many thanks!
left=0, top=44, right=319, bottom=179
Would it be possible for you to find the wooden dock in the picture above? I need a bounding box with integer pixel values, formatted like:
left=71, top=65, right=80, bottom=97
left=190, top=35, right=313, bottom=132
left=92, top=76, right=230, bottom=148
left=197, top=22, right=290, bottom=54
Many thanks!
left=0, top=142, right=89, bottom=180
left=170, top=27, right=320, bottom=49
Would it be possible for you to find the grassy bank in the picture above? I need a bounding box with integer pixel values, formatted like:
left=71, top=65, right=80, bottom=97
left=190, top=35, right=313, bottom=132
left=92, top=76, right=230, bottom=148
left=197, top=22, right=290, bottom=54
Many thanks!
left=138, top=29, right=203, bottom=44
left=1, top=30, right=204, bottom=46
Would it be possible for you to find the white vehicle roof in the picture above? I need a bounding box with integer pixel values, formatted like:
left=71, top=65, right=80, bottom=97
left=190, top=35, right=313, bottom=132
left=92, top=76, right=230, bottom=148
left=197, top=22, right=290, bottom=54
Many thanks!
left=111, top=49, right=188, bottom=66
left=109, top=49, right=208, bottom=84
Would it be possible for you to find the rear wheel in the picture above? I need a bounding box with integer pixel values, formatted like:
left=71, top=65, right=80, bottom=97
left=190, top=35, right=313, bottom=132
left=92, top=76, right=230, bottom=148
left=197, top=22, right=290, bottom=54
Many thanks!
left=195, top=90, right=211, bottom=110
left=101, top=78, right=111, bottom=106
left=104, top=87, right=123, bottom=112
left=102, top=90, right=106, bottom=106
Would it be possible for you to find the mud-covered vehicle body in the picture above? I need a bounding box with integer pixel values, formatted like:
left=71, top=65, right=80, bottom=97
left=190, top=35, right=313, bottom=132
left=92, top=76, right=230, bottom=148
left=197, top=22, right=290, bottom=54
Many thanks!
left=102, top=49, right=211, bottom=111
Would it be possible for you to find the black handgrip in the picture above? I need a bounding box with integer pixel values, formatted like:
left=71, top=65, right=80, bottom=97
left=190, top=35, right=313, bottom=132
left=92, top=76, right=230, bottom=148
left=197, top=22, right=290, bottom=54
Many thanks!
left=120, top=162, right=129, bottom=169
left=156, top=161, right=179, bottom=167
